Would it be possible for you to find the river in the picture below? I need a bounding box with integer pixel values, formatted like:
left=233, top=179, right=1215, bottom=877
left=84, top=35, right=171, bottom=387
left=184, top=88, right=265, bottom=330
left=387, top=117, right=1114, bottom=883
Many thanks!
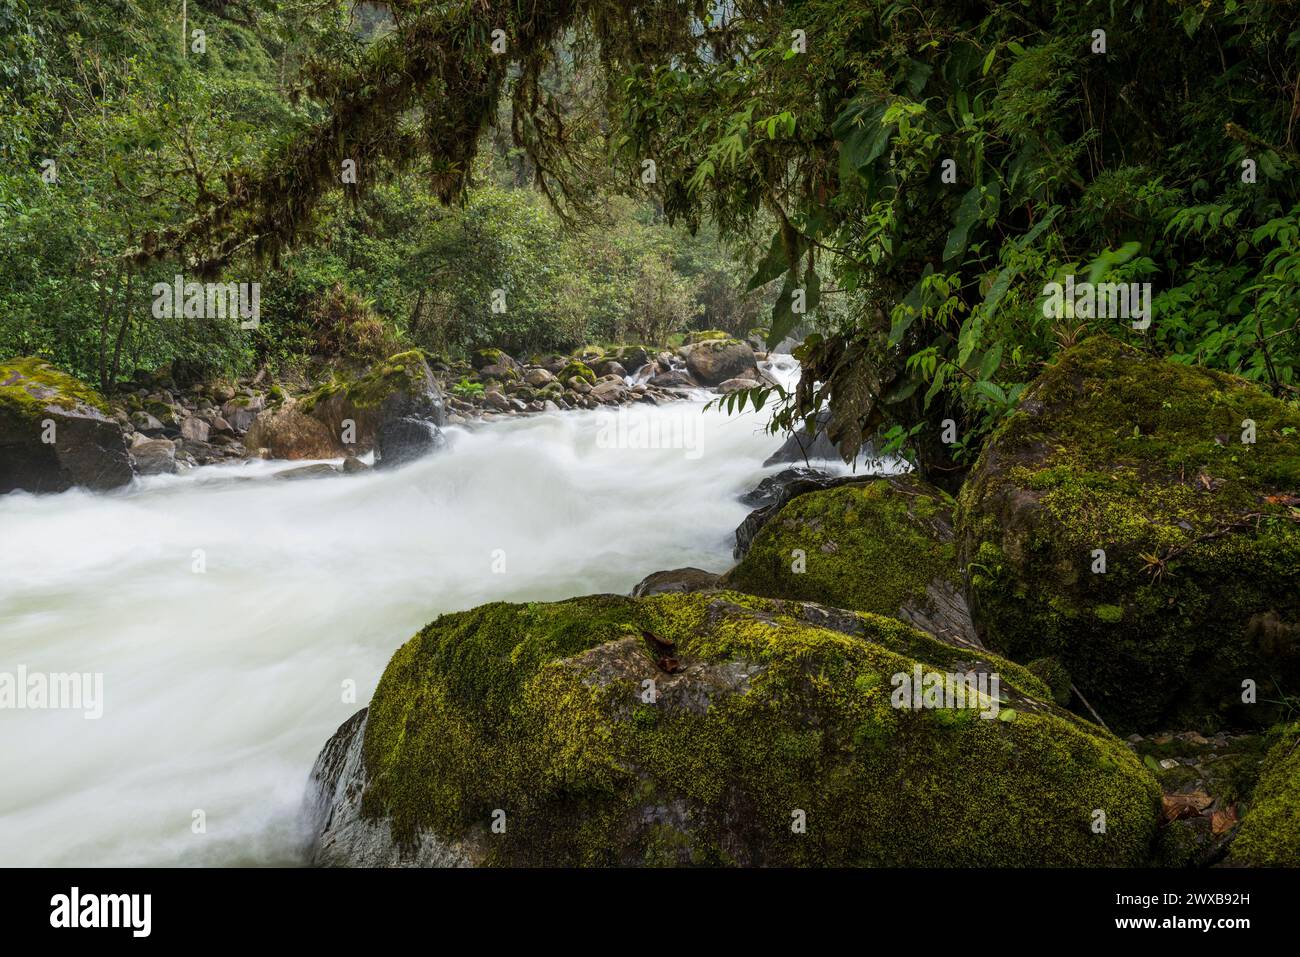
left=0, top=358, right=880, bottom=865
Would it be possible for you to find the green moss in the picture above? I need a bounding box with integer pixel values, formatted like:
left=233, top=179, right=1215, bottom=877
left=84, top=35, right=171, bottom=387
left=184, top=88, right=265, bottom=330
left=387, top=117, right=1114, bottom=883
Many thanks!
left=958, top=336, right=1300, bottom=731
left=300, top=350, right=430, bottom=413
left=684, top=330, right=729, bottom=344
left=559, top=360, right=596, bottom=384
left=726, top=476, right=959, bottom=619
left=1094, top=604, right=1124, bottom=623
left=472, top=348, right=508, bottom=370
left=1229, top=723, right=1300, bottom=865
left=1027, top=657, right=1073, bottom=706
left=359, top=589, right=1160, bottom=866
left=0, top=357, right=111, bottom=419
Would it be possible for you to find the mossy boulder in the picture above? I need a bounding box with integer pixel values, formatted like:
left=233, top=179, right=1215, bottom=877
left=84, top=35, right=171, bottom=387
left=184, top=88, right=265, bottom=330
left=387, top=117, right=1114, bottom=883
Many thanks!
left=1228, top=723, right=1300, bottom=866
left=725, top=476, right=977, bottom=647
left=308, top=590, right=1160, bottom=867
left=683, top=337, right=758, bottom=387
left=602, top=344, right=651, bottom=372
left=299, top=350, right=445, bottom=468
left=684, top=329, right=729, bottom=345
left=0, top=357, right=132, bottom=493
left=470, top=348, right=520, bottom=373
left=558, top=360, right=596, bottom=385
left=958, top=336, right=1300, bottom=731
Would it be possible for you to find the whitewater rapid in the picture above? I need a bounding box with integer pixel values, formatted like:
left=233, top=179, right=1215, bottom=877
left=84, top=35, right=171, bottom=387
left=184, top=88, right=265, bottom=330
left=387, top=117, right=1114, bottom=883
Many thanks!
left=0, top=361, right=866, bottom=866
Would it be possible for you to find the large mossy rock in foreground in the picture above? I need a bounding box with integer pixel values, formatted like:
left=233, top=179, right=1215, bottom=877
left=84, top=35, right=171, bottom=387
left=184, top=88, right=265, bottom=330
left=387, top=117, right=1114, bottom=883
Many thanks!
left=308, top=591, right=1159, bottom=867
left=958, top=336, right=1300, bottom=732
left=724, top=476, right=978, bottom=648
left=1228, top=723, right=1300, bottom=866
left=299, top=350, right=446, bottom=468
left=0, top=357, right=132, bottom=493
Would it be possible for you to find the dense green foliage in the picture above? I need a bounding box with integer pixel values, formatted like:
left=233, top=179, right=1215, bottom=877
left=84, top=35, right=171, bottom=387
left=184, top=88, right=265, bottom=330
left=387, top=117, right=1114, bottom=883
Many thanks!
left=3, top=0, right=1297, bottom=477
left=0, top=0, right=756, bottom=386
left=614, top=0, right=1300, bottom=478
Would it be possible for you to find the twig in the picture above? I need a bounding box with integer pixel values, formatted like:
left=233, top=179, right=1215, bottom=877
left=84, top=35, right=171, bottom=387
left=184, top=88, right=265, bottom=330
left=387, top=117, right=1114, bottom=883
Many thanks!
left=1071, top=682, right=1110, bottom=732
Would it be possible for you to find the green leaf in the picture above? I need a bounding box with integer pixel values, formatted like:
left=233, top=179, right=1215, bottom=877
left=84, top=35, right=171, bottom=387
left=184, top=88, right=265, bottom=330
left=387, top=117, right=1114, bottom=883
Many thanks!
left=766, top=275, right=799, bottom=349
left=746, top=229, right=790, bottom=291
left=943, top=185, right=984, bottom=262
left=974, top=380, right=1007, bottom=405
left=890, top=264, right=934, bottom=345
left=804, top=267, right=821, bottom=314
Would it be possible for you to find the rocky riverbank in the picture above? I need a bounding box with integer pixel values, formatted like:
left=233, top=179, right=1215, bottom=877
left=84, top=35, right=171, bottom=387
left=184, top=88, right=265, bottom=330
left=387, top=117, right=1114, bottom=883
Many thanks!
left=1, top=332, right=771, bottom=492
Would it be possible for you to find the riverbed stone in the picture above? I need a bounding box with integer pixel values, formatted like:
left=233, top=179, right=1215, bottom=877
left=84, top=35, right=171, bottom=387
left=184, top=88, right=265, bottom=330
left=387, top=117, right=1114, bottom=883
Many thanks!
left=0, top=357, right=133, bottom=493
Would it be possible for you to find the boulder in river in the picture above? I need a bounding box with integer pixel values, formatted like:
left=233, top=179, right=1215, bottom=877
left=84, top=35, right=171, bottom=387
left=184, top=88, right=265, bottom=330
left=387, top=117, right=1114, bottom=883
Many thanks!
left=307, top=591, right=1159, bottom=866
left=682, top=337, right=759, bottom=387
left=245, top=401, right=342, bottom=460
left=763, top=408, right=866, bottom=465
left=630, top=567, right=721, bottom=596
left=957, top=336, right=1300, bottom=731
left=725, top=474, right=978, bottom=649
left=299, top=351, right=446, bottom=468
left=0, top=357, right=133, bottom=493
left=129, top=437, right=178, bottom=476
left=738, top=467, right=829, bottom=509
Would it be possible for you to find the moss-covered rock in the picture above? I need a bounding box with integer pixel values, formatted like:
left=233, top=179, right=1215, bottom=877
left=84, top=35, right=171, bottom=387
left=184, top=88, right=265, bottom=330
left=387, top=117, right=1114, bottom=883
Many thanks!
left=470, top=348, right=519, bottom=372
left=309, top=590, right=1160, bottom=867
left=1228, top=723, right=1300, bottom=866
left=298, top=350, right=445, bottom=467
left=602, top=344, right=651, bottom=372
left=683, top=337, right=758, bottom=386
left=684, top=329, right=729, bottom=345
left=0, top=357, right=132, bottom=493
left=724, top=476, right=977, bottom=647
left=958, top=336, right=1300, bottom=731
left=1027, top=657, right=1074, bottom=707
left=558, top=360, right=596, bottom=385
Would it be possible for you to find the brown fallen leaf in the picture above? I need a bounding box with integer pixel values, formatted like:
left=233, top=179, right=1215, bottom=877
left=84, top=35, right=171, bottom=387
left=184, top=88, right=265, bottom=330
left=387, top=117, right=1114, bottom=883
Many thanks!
left=656, top=656, right=682, bottom=674
left=1211, top=805, right=1239, bottom=835
left=642, top=629, right=675, bottom=651
left=1161, top=791, right=1212, bottom=821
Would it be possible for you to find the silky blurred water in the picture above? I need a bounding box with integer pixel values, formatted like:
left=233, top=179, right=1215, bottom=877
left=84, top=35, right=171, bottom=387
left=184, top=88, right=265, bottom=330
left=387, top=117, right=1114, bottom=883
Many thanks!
left=0, top=358, right=874, bottom=866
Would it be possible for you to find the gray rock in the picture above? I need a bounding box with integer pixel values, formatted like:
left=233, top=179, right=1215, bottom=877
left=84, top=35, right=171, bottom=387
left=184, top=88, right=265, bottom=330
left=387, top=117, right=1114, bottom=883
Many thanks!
left=305, top=709, right=478, bottom=867
left=129, top=438, right=178, bottom=476
left=631, top=567, right=721, bottom=597
left=131, top=411, right=165, bottom=433
left=179, top=416, right=210, bottom=443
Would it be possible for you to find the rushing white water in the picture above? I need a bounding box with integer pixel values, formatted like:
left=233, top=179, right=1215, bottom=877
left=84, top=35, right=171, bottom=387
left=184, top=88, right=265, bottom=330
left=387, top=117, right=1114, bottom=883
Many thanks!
left=0, top=359, right=873, bottom=866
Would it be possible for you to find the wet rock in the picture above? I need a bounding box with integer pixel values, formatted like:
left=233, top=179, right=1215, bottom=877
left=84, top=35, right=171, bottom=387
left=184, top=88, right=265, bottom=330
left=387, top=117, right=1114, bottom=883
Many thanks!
left=630, top=567, right=721, bottom=597
left=306, top=592, right=1159, bottom=867
left=128, top=437, right=178, bottom=476
left=0, top=357, right=133, bottom=493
